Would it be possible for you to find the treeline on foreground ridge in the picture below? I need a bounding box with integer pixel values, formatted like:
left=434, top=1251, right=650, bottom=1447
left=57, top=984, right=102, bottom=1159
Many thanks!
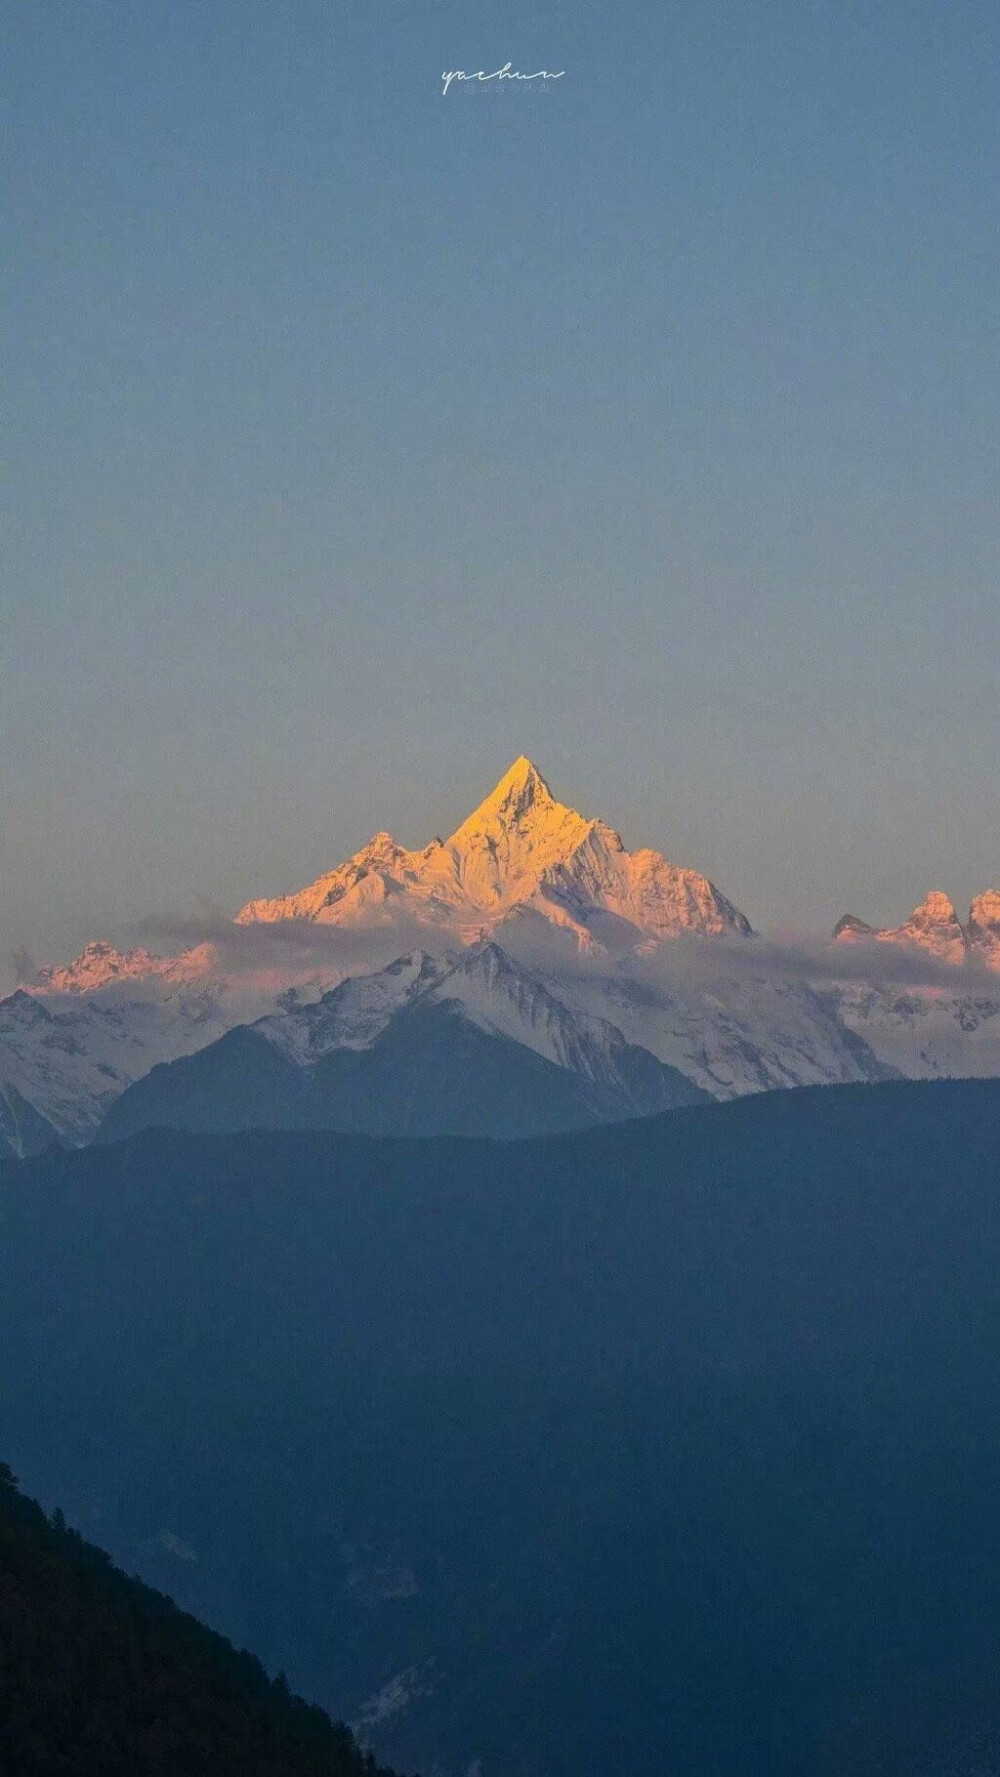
left=0, top=1462, right=406, bottom=1777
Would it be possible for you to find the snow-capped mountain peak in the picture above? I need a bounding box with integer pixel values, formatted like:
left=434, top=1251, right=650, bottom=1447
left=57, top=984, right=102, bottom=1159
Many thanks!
left=20, top=761, right=1000, bottom=1157
left=832, top=914, right=875, bottom=941
left=446, top=758, right=598, bottom=913
left=256, top=949, right=452, bottom=1065
left=456, top=754, right=555, bottom=824
left=968, top=890, right=1000, bottom=965
left=235, top=831, right=444, bottom=925
left=232, top=758, right=753, bottom=950
left=31, top=939, right=218, bottom=994
left=894, top=891, right=967, bottom=961
left=832, top=888, right=1000, bottom=969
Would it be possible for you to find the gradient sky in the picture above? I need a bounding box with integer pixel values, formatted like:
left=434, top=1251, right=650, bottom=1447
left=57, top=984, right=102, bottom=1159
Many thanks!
left=4, top=0, right=999, bottom=973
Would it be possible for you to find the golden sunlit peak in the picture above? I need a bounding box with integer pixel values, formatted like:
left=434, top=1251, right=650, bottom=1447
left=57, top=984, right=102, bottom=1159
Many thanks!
left=447, top=756, right=563, bottom=842
left=487, top=755, right=554, bottom=804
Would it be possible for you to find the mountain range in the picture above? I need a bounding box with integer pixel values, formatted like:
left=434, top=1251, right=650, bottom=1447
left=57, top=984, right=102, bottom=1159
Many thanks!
left=4, top=757, right=999, bottom=1153
left=233, top=756, right=754, bottom=946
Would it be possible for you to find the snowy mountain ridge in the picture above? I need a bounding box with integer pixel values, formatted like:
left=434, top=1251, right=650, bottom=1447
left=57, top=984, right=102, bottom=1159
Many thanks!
left=34, top=939, right=221, bottom=994
left=3, top=756, right=999, bottom=1154
left=833, top=889, right=1000, bottom=968
left=234, top=756, right=753, bottom=948
left=255, top=939, right=717, bottom=1103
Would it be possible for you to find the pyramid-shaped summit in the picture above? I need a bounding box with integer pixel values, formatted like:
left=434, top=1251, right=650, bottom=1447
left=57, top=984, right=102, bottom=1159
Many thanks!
left=447, top=757, right=600, bottom=911
left=456, top=755, right=554, bottom=822
left=235, top=758, right=754, bottom=947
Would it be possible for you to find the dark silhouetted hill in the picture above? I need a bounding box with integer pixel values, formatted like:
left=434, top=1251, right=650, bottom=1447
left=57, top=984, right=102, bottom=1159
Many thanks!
left=0, top=1461, right=405, bottom=1777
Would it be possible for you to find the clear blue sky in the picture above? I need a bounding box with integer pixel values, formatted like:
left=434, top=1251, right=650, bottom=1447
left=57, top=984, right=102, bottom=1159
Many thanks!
left=4, top=0, right=998, bottom=968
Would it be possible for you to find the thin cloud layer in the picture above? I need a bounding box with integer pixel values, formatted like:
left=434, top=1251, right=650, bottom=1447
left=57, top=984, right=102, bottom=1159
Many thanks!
left=27, top=904, right=998, bottom=1001
left=132, top=907, right=456, bottom=974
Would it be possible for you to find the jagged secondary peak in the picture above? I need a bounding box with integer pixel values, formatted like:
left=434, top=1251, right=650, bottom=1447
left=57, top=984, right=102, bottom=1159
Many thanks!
left=832, top=914, right=876, bottom=941
left=969, top=889, right=1000, bottom=933
left=235, top=828, right=442, bottom=925
left=444, top=938, right=533, bottom=994
left=907, top=890, right=960, bottom=926
left=895, top=891, right=966, bottom=961
left=968, top=890, right=1000, bottom=968
left=32, top=940, right=216, bottom=995
left=833, top=891, right=967, bottom=963
left=255, top=948, right=453, bottom=1063
left=357, top=829, right=402, bottom=858
left=36, top=939, right=155, bottom=988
